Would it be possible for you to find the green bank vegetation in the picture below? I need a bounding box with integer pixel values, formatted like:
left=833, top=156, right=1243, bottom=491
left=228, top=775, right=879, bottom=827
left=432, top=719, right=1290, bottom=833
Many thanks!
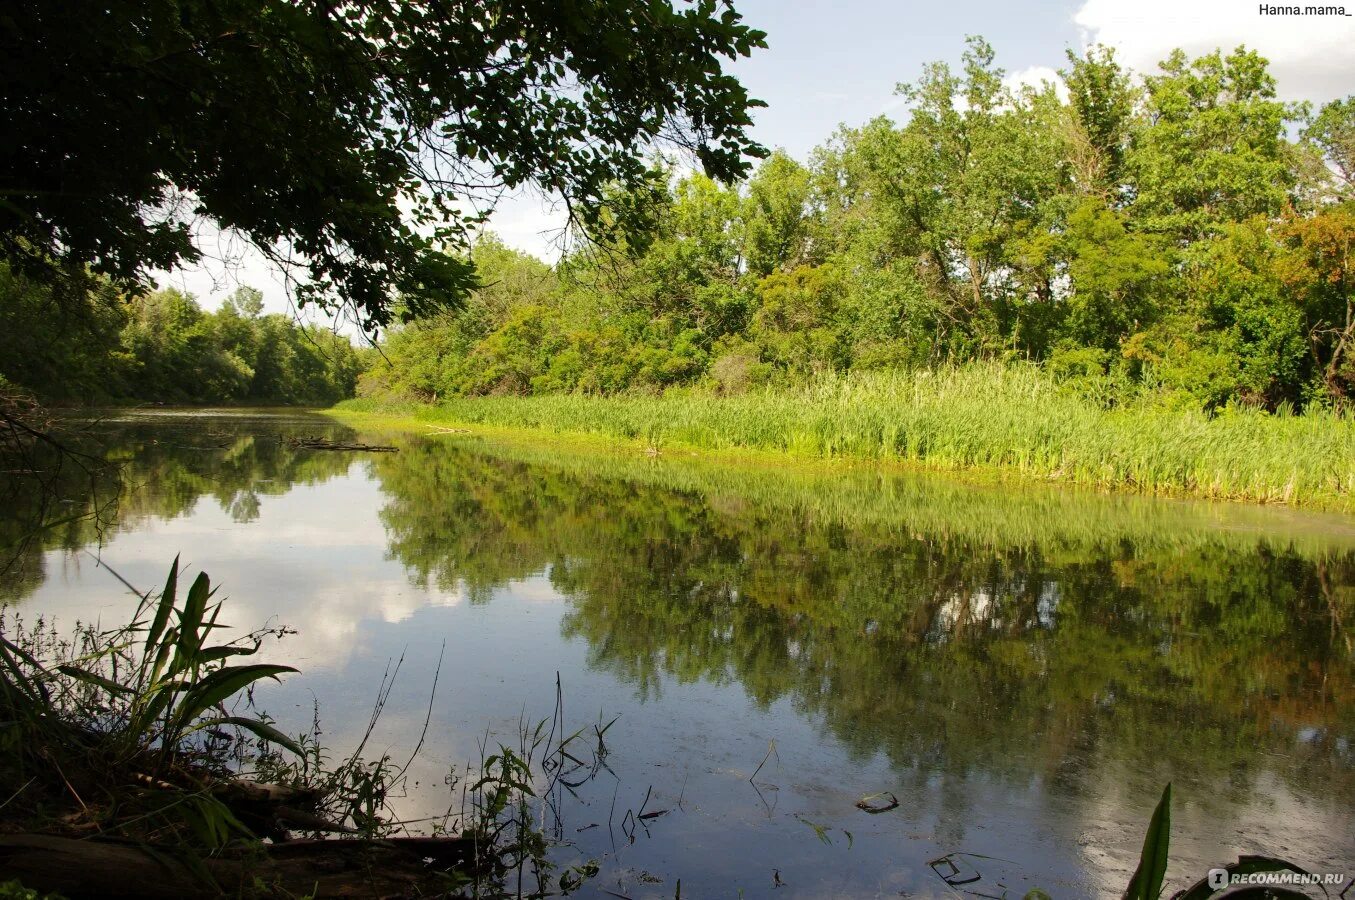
left=8, top=36, right=1355, bottom=504
left=336, top=416, right=1355, bottom=556
left=0, top=278, right=362, bottom=405
left=337, top=361, right=1355, bottom=507
left=364, top=43, right=1355, bottom=411
left=0, top=556, right=609, bottom=897
left=351, top=41, right=1355, bottom=505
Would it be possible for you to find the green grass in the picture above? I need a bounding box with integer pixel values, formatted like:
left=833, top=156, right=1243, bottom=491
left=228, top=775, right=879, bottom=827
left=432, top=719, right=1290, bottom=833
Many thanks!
left=334, top=363, right=1355, bottom=510
left=355, top=426, right=1355, bottom=557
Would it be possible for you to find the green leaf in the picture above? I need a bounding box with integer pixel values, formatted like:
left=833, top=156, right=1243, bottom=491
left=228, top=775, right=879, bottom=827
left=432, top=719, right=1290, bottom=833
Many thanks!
left=197, top=716, right=303, bottom=756
left=0, top=640, right=47, bottom=704
left=1, top=637, right=52, bottom=705
left=177, top=663, right=297, bottom=723
left=197, top=645, right=259, bottom=664
left=1124, top=783, right=1172, bottom=900
left=1, top=636, right=43, bottom=670
left=145, top=556, right=179, bottom=656
left=148, top=631, right=177, bottom=685
left=57, top=664, right=135, bottom=696
left=175, top=571, right=212, bottom=667
left=182, top=793, right=252, bottom=849
left=133, top=677, right=187, bottom=733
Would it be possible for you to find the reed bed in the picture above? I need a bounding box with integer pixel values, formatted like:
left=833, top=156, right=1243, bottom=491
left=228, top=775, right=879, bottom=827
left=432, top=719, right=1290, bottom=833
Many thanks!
left=385, top=431, right=1355, bottom=557
left=337, top=363, right=1355, bottom=508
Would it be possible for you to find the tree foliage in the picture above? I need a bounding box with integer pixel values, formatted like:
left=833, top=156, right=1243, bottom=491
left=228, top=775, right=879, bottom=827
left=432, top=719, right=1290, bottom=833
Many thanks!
left=1307, top=97, right=1355, bottom=195
left=0, top=271, right=362, bottom=404
left=366, top=41, right=1355, bottom=413
left=0, top=0, right=767, bottom=328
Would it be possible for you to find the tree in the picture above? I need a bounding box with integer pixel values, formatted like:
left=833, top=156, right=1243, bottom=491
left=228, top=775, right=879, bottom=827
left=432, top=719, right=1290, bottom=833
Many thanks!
left=742, top=151, right=814, bottom=277
left=0, top=265, right=130, bottom=400
left=1129, top=48, right=1299, bottom=240
left=1306, top=97, right=1355, bottom=196
left=120, top=288, right=207, bottom=400
left=0, top=273, right=363, bottom=404
left=1277, top=206, right=1355, bottom=401
left=1062, top=199, right=1168, bottom=349
left=0, top=0, right=767, bottom=330
left=839, top=38, right=1065, bottom=354
left=222, top=287, right=265, bottom=320
left=1061, top=45, right=1138, bottom=199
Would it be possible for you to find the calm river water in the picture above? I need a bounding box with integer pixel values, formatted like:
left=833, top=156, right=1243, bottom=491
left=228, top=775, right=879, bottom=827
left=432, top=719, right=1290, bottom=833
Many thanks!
left=3, top=409, right=1353, bottom=898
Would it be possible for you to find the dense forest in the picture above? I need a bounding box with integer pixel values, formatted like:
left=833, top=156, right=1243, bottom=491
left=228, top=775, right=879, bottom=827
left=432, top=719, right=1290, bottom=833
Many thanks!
left=0, top=273, right=362, bottom=405
left=6, top=40, right=1352, bottom=419
left=364, top=41, right=1355, bottom=413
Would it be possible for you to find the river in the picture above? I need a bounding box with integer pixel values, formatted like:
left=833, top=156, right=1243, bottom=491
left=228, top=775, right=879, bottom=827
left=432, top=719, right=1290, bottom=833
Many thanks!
left=3, top=408, right=1352, bottom=898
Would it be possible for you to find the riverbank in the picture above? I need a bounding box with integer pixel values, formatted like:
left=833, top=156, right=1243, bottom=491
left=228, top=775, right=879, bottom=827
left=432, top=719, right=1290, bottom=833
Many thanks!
left=332, top=364, right=1355, bottom=511
left=331, top=419, right=1355, bottom=557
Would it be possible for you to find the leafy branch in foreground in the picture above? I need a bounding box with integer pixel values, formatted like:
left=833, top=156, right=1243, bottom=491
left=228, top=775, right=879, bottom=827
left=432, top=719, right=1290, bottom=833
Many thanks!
left=1, top=0, right=768, bottom=329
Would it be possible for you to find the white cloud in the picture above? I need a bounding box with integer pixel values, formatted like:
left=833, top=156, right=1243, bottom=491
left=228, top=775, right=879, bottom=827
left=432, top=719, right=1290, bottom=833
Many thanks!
left=484, top=189, right=570, bottom=262
left=1074, top=0, right=1355, bottom=103
left=1003, top=65, right=1071, bottom=102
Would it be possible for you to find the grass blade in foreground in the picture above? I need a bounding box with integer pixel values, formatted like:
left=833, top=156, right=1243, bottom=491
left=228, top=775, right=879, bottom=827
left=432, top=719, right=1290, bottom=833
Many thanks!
left=1124, top=783, right=1171, bottom=900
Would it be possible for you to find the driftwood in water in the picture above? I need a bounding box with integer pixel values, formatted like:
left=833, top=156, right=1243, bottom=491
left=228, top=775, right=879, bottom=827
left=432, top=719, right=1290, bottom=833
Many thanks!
left=284, top=436, right=398, bottom=452
left=0, top=832, right=478, bottom=899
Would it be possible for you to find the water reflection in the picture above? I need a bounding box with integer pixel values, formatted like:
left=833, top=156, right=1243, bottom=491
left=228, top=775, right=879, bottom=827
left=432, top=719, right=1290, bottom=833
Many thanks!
left=372, top=436, right=1355, bottom=888
left=2, top=411, right=1353, bottom=897
left=1, top=409, right=358, bottom=598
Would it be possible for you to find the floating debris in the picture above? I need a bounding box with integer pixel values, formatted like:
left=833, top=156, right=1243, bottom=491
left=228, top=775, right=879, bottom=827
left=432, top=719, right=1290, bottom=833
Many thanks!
left=284, top=436, right=398, bottom=452
left=855, top=791, right=899, bottom=814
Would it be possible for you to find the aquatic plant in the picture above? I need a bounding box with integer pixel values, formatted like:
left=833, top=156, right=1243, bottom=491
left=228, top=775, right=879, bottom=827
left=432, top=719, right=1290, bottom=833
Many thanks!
left=0, top=560, right=608, bottom=898
left=1121, top=784, right=1327, bottom=900
left=335, top=362, right=1355, bottom=509
left=0, top=555, right=300, bottom=849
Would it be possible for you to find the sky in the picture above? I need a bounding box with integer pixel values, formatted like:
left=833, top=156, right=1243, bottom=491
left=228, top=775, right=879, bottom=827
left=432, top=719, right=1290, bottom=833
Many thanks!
left=161, top=0, right=1355, bottom=320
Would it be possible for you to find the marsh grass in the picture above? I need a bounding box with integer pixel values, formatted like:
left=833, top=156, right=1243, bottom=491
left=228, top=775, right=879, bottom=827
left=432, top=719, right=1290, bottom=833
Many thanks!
left=337, top=363, right=1355, bottom=509
left=376, top=427, right=1355, bottom=558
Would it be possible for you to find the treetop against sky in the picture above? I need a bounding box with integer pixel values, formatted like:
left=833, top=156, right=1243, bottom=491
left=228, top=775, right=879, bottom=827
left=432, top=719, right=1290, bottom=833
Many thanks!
left=151, top=0, right=1355, bottom=318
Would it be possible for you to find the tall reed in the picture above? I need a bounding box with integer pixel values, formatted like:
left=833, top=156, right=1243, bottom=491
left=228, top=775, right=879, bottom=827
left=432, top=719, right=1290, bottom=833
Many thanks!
left=336, top=363, right=1355, bottom=509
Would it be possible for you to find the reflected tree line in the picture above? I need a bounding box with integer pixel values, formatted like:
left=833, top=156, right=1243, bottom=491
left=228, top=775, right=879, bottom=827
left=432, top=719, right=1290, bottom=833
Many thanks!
left=0, top=414, right=358, bottom=599
left=374, top=439, right=1355, bottom=804
left=3, top=425, right=1353, bottom=808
